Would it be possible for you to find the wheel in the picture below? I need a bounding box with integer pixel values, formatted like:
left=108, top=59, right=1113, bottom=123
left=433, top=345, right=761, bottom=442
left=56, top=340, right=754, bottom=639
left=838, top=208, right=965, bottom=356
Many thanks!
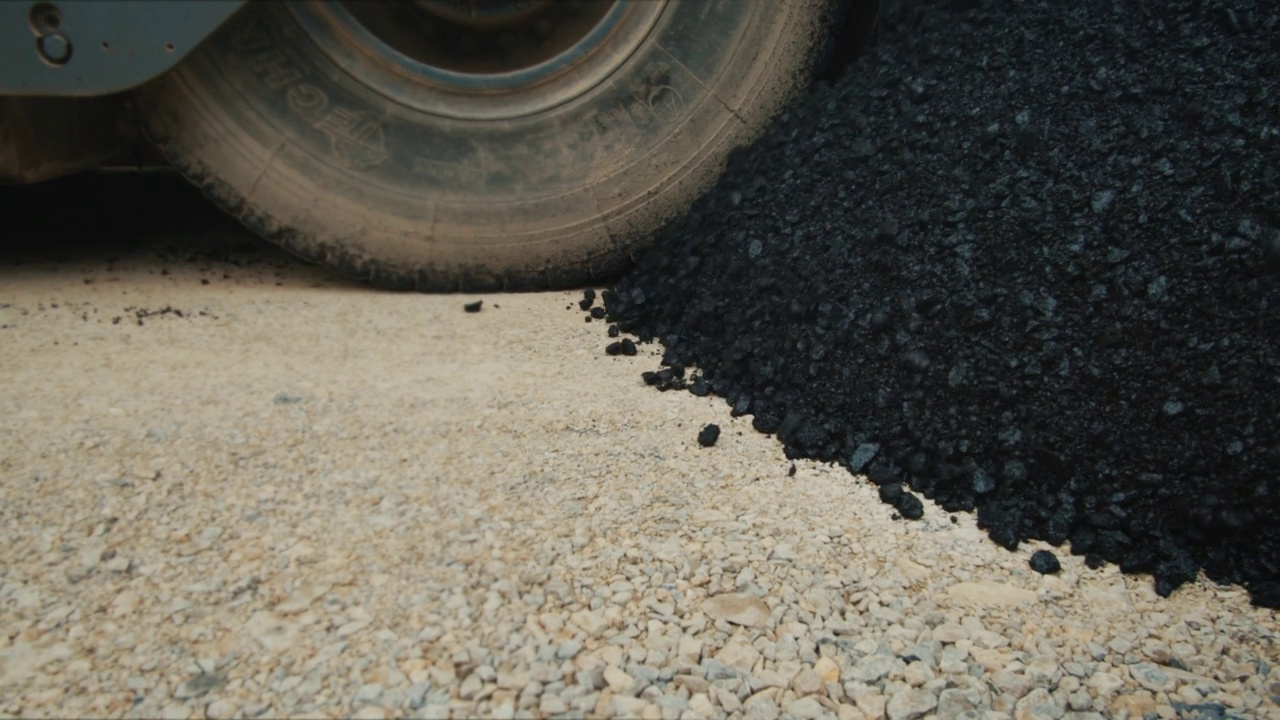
left=133, top=0, right=847, bottom=291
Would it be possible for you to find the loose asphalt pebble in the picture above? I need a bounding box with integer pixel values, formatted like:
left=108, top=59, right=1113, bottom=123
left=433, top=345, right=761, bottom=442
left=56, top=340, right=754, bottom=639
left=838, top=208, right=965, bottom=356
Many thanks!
left=1031, top=550, right=1063, bottom=576
left=601, top=0, right=1279, bottom=608
left=698, top=424, right=722, bottom=448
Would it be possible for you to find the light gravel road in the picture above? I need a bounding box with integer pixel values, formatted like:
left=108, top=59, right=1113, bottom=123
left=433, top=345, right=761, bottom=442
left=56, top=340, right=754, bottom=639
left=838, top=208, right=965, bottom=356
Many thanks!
left=1, top=180, right=1277, bottom=719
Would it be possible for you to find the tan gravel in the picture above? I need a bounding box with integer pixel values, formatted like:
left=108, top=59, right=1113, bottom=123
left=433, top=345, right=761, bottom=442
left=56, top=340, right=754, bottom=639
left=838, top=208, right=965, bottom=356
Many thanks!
left=1, top=216, right=1277, bottom=720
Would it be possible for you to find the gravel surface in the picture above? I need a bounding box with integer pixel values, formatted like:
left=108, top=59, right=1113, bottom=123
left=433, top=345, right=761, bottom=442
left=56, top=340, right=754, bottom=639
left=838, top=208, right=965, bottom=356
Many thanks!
left=3, top=178, right=1279, bottom=719
left=601, top=0, right=1279, bottom=609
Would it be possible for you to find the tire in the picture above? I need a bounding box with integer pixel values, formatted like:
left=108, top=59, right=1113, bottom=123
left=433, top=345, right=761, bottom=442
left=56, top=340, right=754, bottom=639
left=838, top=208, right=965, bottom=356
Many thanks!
left=133, top=0, right=844, bottom=291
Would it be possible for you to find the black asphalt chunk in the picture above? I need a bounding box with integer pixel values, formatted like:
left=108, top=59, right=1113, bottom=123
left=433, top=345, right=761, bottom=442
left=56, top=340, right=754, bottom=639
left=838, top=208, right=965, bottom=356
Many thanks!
left=605, top=339, right=637, bottom=357
left=1030, top=550, right=1062, bottom=575
left=601, top=0, right=1279, bottom=606
left=896, top=492, right=924, bottom=521
left=698, top=424, right=721, bottom=447
left=463, top=300, right=482, bottom=313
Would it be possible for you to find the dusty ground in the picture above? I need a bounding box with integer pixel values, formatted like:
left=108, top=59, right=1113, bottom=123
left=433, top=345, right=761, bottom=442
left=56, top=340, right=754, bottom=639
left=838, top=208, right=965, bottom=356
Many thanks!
left=1, top=179, right=1277, bottom=719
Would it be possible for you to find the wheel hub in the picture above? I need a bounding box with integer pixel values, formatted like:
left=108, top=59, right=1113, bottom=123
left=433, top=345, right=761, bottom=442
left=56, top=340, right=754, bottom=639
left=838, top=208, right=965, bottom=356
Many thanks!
left=289, top=0, right=665, bottom=120
left=342, top=0, right=614, bottom=76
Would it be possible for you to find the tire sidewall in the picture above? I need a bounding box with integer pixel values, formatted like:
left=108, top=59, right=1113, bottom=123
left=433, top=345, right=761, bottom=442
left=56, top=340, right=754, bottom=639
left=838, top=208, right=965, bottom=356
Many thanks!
left=138, top=1, right=835, bottom=289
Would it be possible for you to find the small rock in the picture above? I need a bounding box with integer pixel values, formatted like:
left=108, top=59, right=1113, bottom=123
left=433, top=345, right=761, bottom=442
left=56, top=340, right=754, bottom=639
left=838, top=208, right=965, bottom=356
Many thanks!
left=1129, top=662, right=1173, bottom=692
left=604, top=666, right=635, bottom=694
left=792, top=668, right=824, bottom=696
left=678, top=637, right=704, bottom=666
left=611, top=695, right=648, bottom=717
left=770, top=543, right=798, bottom=561
left=1014, top=687, right=1064, bottom=719
left=688, top=693, right=716, bottom=718
left=902, top=662, right=934, bottom=687
left=814, top=657, right=841, bottom=684
left=1141, top=641, right=1172, bottom=665
left=901, top=349, right=931, bottom=372
left=1085, top=671, right=1124, bottom=699
left=992, top=668, right=1034, bottom=699
left=556, top=640, right=582, bottom=660
left=702, top=593, right=771, bottom=628
left=932, top=624, right=969, bottom=643
left=571, top=609, right=608, bottom=636
left=1067, top=690, right=1093, bottom=711
left=886, top=687, right=938, bottom=720
left=703, top=659, right=737, bottom=682
left=784, top=696, right=825, bottom=720
left=499, top=669, right=532, bottom=691
left=540, top=694, right=569, bottom=715
left=463, top=300, right=482, bottom=313
left=937, top=687, right=977, bottom=716
left=714, top=634, right=761, bottom=673
left=744, top=694, right=782, bottom=720
left=896, top=493, right=924, bottom=520
left=849, top=443, right=880, bottom=471
left=939, top=647, right=969, bottom=675
left=849, top=684, right=887, bottom=720
left=714, top=685, right=742, bottom=713
left=458, top=672, right=484, bottom=700
left=848, top=655, right=899, bottom=683
left=1026, top=656, right=1062, bottom=687
left=697, top=424, right=721, bottom=447
left=605, top=339, right=638, bottom=356
left=676, top=675, right=710, bottom=695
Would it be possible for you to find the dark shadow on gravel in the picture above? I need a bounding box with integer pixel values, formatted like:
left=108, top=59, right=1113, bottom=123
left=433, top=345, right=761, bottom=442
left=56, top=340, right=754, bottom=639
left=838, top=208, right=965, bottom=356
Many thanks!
left=0, top=173, right=355, bottom=288
left=598, top=0, right=1279, bottom=607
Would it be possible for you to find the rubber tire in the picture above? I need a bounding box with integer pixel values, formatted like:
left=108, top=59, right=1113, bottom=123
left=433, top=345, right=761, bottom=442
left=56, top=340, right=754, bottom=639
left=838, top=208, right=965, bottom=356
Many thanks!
left=133, top=0, right=842, bottom=291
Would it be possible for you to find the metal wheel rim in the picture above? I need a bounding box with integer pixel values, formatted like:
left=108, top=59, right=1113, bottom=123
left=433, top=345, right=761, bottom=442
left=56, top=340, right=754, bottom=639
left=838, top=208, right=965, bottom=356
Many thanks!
left=286, top=0, right=668, bottom=121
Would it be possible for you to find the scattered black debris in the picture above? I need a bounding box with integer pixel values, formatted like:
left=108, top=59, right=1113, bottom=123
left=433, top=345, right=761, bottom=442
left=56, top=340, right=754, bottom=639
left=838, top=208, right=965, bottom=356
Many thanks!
left=134, top=306, right=183, bottom=322
left=698, top=424, right=721, bottom=447
left=605, top=339, right=638, bottom=357
left=602, top=0, right=1279, bottom=606
left=589, top=307, right=606, bottom=319
left=642, top=366, right=688, bottom=391
left=1030, top=550, right=1062, bottom=575
left=789, top=463, right=797, bottom=477
left=463, top=300, right=482, bottom=313
left=579, top=288, right=596, bottom=311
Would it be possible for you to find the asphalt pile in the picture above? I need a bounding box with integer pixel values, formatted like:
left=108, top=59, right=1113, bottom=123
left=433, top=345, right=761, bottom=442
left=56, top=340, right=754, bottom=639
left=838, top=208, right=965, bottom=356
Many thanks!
left=596, top=0, right=1279, bottom=607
